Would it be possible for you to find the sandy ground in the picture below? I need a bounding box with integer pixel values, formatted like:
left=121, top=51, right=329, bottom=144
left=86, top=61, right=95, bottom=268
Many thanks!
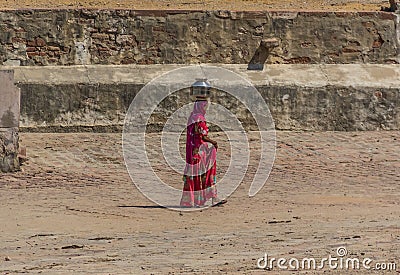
left=0, top=131, right=399, bottom=274
left=0, top=0, right=391, bottom=11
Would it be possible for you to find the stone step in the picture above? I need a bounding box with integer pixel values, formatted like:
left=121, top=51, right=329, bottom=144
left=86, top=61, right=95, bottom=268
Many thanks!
left=2, top=64, right=400, bottom=132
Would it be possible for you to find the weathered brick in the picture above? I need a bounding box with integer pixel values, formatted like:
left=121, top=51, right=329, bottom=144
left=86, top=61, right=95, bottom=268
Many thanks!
left=106, top=28, right=118, bottom=33
left=91, top=33, right=109, bottom=40
left=27, top=40, right=37, bottom=47
left=151, top=26, right=162, bottom=33
left=35, top=37, right=46, bottom=47
left=372, top=38, right=384, bottom=48
left=11, top=37, right=25, bottom=43
left=14, top=27, right=26, bottom=33
left=342, top=47, right=361, bottom=53
left=87, top=27, right=98, bottom=33
left=27, top=51, right=39, bottom=57
left=48, top=46, right=61, bottom=51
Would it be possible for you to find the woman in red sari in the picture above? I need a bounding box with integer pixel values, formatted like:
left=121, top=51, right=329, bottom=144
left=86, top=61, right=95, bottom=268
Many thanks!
left=180, top=100, right=226, bottom=207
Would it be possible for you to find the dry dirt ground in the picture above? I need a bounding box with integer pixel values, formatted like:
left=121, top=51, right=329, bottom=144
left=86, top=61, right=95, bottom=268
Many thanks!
left=0, top=131, right=399, bottom=274
left=0, top=0, right=392, bottom=11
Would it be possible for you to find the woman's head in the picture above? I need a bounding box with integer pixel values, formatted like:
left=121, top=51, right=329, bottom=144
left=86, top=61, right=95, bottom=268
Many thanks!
left=193, top=99, right=208, bottom=115
left=187, top=99, right=208, bottom=126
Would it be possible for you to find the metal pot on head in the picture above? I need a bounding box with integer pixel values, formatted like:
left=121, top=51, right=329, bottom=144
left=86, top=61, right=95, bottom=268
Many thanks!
left=190, top=79, right=211, bottom=101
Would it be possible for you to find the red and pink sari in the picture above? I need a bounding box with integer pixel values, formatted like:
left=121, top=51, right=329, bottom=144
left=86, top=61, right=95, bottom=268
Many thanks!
left=180, top=101, right=218, bottom=207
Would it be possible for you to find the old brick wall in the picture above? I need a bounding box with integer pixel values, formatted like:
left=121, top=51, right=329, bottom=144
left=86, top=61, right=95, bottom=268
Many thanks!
left=0, top=10, right=398, bottom=66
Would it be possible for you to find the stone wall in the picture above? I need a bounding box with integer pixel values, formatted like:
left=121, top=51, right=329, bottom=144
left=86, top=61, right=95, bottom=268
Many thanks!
left=13, top=64, right=400, bottom=132
left=0, top=70, right=20, bottom=172
left=18, top=83, right=399, bottom=132
left=0, top=10, right=399, bottom=66
left=260, top=85, right=399, bottom=131
left=0, top=128, right=20, bottom=172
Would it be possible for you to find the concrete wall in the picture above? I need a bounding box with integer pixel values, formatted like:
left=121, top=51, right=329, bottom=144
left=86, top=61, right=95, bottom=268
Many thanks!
left=18, top=83, right=399, bottom=132
left=0, top=10, right=399, bottom=66
left=0, top=70, right=19, bottom=128
left=0, top=70, right=20, bottom=172
left=9, top=64, right=400, bottom=132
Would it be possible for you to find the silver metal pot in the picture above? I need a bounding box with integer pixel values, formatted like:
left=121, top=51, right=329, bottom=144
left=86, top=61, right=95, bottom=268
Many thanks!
left=190, top=78, right=211, bottom=100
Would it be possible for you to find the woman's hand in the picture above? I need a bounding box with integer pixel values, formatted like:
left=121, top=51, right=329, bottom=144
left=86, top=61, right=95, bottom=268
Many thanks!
left=211, top=141, right=218, bottom=150
left=202, top=135, right=218, bottom=149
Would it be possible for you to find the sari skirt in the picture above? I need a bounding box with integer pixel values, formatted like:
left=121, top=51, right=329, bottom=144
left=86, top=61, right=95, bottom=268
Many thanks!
left=180, top=160, right=217, bottom=207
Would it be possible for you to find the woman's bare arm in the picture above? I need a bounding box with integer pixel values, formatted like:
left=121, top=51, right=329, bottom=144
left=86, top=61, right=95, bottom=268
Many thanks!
left=202, top=135, right=218, bottom=149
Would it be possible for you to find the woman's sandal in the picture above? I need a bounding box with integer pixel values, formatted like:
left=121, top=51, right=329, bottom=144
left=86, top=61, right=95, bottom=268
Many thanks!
left=211, top=198, right=227, bottom=207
